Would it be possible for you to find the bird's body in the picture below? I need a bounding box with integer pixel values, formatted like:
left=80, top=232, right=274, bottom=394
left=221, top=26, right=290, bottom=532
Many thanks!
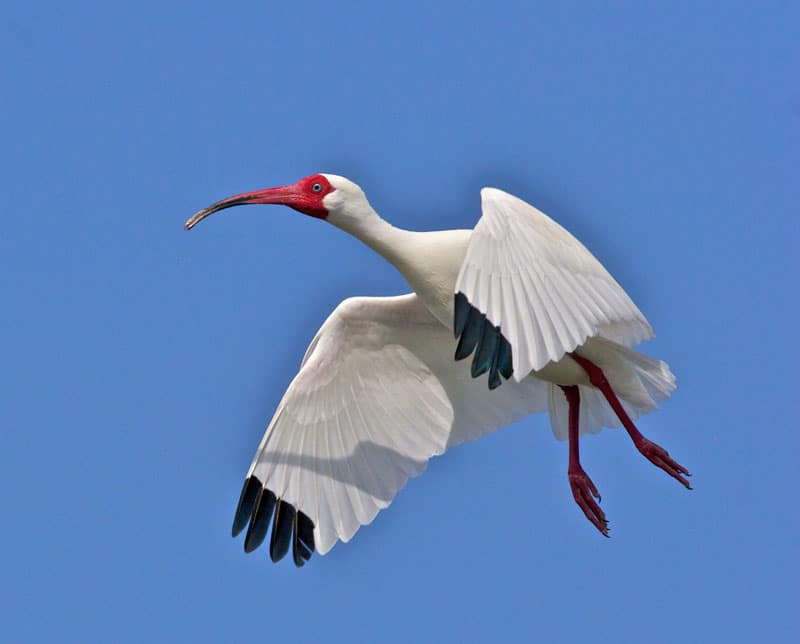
left=313, top=176, right=654, bottom=393
left=185, top=173, right=689, bottom=567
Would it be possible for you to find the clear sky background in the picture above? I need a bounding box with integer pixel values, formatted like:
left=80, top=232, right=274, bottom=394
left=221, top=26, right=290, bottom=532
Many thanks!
left=2, top=2, right=797, bottom=642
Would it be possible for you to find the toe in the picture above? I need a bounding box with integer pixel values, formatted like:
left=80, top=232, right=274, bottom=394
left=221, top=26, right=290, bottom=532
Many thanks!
left=638, top=439, right=692, bottom=489
left=570, top=472, right=609, bottom=536
left=652, top=455, right=692, bottom=489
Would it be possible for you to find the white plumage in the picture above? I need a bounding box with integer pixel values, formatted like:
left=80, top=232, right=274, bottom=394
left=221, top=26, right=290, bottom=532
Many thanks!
left=457, top=188, right=653, bottom=375
left=184, top=173, right=689, bottom=566
left=247, top=294, right=550, bottom=554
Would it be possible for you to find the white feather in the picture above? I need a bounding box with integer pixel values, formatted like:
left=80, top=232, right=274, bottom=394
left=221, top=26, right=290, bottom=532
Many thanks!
left=546, top=337, right=676, bottom=441
left=246, top=294, right=549, bottom=555
left=455, top=188, right=654, bottom=377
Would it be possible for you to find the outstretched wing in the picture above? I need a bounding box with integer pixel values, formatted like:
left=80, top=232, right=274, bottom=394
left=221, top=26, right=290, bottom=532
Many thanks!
left=454, top=188, right=653, bottom=382
left=233, top=294, right=549, bottom=564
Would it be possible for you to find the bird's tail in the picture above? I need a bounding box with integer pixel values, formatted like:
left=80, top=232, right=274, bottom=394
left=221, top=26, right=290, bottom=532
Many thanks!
left=547, top=338, right=676, bottom=440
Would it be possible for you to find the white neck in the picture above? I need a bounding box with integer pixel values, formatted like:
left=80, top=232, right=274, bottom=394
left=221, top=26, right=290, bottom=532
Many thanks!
left=326, top=200, right=419, bottom=273
left=323, top=186, right=470, bottom=330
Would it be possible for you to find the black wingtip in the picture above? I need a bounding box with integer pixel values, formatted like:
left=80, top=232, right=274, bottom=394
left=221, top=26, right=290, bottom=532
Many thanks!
left=453, top=293, right=514, bottom=389
left=300, top=513, right=315, bottom=552
left=471, top=322, right=499, bottom=378
left=270, top=500, right=295, bottom=563
left=232, top=479, right=316, bottom=566
left=232, top=477, right=262, bottom=538
left=454, top=292, right=470, bottom=338
left=497, top=335, right=513, bottom=380
left=243, top=487, right=276, bottom=553
left=292, top=511, right=315, bottom=567
left=455, top=307, right=484, bottom=361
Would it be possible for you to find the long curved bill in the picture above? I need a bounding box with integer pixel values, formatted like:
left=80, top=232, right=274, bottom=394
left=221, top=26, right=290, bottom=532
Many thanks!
left=184, top=185, right=298, bottom=231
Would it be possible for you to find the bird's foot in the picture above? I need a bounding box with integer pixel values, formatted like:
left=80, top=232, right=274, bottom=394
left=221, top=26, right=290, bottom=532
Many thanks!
left=634, top=437, right=692, bottom=489
left=569, top=465, right=609, bottom=536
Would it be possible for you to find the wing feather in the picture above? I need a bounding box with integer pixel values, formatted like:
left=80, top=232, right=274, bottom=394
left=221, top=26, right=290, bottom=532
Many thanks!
left=236, top=294, right=549, bottom=561
left=455, top=188, right=653, bottom=378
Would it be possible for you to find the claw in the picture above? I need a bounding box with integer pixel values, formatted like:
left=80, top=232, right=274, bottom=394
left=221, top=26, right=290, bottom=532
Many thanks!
left=636, top=438, right=692, bottom=490
left=568, top=352, right=695, bottom=491
left=569, top=466, right=609, bottom=537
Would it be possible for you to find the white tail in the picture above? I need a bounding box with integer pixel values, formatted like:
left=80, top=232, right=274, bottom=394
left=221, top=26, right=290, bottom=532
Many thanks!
left=547, top=338, right=676, bottom=440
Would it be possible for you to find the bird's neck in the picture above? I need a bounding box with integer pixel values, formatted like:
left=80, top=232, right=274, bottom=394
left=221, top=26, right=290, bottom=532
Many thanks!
left=327, top=201, right=418, bottom=271
left=327, top=198, right=468, bottom=331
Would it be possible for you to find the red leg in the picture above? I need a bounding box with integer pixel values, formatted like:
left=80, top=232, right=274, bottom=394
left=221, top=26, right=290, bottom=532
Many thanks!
left=561, top=385, right=609, bottom=536
left=569, top=352, right=692, bottom=489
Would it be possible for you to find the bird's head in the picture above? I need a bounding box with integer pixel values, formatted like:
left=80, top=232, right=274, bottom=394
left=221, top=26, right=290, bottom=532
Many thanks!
left=184, top=173, right=368, bottom=231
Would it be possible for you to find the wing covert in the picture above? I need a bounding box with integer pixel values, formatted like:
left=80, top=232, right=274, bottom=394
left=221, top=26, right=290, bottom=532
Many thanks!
left=234, top=294, right=549, bottom=562
left=455, top=188, right=653, bottom=380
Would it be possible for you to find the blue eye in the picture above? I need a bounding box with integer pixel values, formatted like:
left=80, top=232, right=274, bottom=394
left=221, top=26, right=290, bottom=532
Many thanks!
left=312, top=183, right=322, bottom=193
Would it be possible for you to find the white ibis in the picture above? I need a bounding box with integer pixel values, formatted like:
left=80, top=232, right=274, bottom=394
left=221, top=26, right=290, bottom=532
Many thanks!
left=185, top=173, right=689, bottom=567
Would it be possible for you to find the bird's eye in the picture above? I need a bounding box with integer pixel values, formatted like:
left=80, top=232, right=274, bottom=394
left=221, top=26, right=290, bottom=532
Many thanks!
left=312, top=183, right=322, bottom=193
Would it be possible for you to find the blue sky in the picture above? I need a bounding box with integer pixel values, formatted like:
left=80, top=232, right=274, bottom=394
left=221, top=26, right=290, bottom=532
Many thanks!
left=2, top=1, right=797, bottom=642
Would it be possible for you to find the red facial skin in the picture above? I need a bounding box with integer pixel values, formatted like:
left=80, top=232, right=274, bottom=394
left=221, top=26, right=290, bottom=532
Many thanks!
left=184, top=174, right=335, bottom=230
left=277, top=174, right=335, bottom=218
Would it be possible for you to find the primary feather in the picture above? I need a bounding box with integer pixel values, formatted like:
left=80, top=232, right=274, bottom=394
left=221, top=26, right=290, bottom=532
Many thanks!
left=238, top=294, right=549, bottom=556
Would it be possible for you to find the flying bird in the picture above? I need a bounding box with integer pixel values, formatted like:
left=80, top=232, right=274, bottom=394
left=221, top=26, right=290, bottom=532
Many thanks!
left=184, top=173, right=689, bottom=567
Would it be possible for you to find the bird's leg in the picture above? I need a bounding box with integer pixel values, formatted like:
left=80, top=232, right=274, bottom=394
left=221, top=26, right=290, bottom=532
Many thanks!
left=561, top=385, right=609, bottom=536
left=569, top=352, right=691, bottom=489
